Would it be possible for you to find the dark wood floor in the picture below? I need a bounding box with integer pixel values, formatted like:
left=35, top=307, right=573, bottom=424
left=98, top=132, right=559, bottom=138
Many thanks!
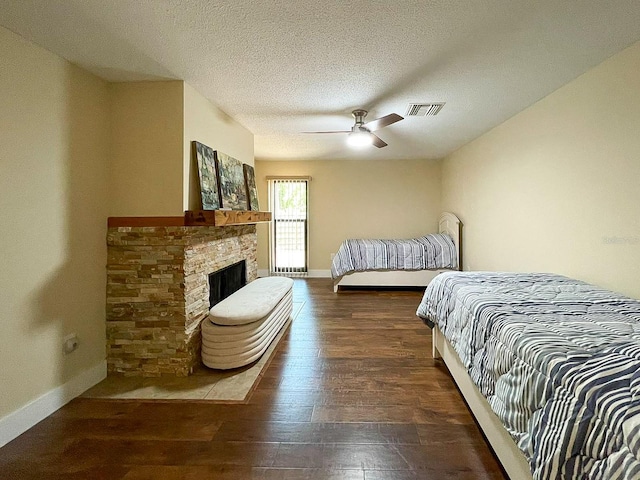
left=0, top=278, right=506, bottom=479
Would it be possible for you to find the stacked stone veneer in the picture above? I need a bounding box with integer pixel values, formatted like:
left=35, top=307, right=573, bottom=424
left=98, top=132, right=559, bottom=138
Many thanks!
left=106, top=225, right=257, bottom=376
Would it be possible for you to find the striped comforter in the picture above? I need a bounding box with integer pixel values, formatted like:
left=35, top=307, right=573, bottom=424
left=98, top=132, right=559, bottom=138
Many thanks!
left=417, top=272, right=640, bottom=480
left=331, top=233, right=457, bottom=280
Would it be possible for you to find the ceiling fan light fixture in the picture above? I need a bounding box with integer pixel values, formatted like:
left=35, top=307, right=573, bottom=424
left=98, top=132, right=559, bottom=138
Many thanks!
left=302, top=108, right=400, bottom=149
left=347, top=131, right=373, bottom=148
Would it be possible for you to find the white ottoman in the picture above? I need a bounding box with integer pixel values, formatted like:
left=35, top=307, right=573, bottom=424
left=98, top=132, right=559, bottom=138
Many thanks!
left=201, top=276, right=294, bottom=370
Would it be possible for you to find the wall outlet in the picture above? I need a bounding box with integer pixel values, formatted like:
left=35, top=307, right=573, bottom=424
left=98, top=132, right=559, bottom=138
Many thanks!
left=63, top=333, right=79, bottom=354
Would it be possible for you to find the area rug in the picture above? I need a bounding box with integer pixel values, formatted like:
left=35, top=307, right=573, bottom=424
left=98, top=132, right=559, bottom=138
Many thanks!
left=81, top=301, right=304, bottom=403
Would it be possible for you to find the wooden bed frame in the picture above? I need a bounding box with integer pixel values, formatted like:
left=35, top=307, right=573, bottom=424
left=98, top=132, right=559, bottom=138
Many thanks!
left=333, top=212, right=462, bottom=292
left=432, top=326, right=533, bottom=480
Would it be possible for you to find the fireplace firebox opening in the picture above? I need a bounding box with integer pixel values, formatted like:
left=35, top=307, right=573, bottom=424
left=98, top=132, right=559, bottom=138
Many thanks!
left=208, top=260, right=247, bottom=309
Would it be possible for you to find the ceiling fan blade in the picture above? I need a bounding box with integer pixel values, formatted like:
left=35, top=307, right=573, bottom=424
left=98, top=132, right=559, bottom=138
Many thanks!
left=371, top=133, right=388, bottom=148
left=363, top=113, right=403, bottom=132
left=302, top=130, right=351, bottom=134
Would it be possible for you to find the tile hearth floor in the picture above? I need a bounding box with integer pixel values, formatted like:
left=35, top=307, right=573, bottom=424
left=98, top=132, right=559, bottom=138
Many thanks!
left=82, top=301, right=305, bottom=402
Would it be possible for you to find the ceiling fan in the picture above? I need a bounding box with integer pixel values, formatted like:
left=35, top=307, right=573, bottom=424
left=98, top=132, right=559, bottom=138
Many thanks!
left=304, top=109, right=403, bottom=148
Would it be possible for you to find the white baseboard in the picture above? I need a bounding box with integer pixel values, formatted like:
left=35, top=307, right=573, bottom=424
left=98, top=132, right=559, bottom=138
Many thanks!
left=0, top=360, right=106, bottom=448
left=307, top=269, right=331, bottom=278
left=257, top=269, right=331, bottom=278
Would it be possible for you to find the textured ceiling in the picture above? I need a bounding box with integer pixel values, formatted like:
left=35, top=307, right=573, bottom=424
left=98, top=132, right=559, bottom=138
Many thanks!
left=1, top=1, right=640, bottom=161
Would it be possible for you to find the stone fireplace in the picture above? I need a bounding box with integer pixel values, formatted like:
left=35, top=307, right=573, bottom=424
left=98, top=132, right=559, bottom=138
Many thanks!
left=106, top=224, right=257, bottom=376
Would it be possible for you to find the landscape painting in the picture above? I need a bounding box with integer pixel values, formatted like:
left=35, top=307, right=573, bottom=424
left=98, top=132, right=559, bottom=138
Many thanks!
left=193, top=141, right=221, bottom=210
left=243, top=164, right=260, bottom=211
left=215, top=151, right=248, bottom=210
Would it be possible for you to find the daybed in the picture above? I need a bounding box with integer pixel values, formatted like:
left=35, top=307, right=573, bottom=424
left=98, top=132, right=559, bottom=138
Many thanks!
left=417, top=271, right=640, bottom=480
left=331, top=212, right=461, bottom=292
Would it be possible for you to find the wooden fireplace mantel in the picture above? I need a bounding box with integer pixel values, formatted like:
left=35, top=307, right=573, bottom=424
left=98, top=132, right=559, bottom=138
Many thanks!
left=185, top=210, right=271, bottom=226
left=108, top=210, right=272, bottom=228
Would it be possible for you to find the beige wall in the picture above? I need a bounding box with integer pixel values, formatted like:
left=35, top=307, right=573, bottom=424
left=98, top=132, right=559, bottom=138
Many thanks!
left=109, top=81, right=184, bottom=216
left=442, top=40, right=640, bottom=298
left=255, top=159, right=442, bottom=271
left=109, top=81, right=254, bottom=214
left=0, top=27, right=110, bottom=419
left=183, top=83, right=254, bottom=210
left=0, top=31, right=256, bottom=429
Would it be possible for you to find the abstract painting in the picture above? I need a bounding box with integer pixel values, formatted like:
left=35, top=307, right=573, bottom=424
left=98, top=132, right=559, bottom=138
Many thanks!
left=193, top=141, right=221, bottom=210
left=215, top=151, right=248, bottom=210
left=243, top=164, right=260, bottom=211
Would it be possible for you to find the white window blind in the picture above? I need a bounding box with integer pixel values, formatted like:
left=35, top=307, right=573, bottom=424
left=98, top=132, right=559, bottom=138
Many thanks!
left=269, top=179, right=309, bottom=276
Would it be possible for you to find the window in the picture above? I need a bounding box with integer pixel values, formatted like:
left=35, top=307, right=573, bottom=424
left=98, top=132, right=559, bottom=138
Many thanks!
left=268, top=178, right=309, bottom=275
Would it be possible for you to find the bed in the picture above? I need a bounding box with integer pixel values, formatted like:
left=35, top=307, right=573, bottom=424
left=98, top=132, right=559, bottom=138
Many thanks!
left=331, top=212, right=461, bottom=292
left=417, top=271, right=640, bottom=480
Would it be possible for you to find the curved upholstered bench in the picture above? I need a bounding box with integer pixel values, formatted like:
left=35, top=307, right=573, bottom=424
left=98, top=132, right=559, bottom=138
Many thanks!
left=201, top=276, right=294, bottom=370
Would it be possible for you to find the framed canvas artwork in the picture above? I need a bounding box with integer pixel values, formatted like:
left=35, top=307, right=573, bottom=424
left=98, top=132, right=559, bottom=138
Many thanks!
left=215, top=151, right=248, bottom=210
left=243, top=164, right=260, bottom=211
left=193, top=141, right=221, bottom=210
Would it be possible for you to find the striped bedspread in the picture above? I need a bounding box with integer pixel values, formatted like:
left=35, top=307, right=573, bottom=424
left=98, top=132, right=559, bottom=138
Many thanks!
left=417, top=272, right=640, bottom=480
left=331, top=233, right=457, bottom=280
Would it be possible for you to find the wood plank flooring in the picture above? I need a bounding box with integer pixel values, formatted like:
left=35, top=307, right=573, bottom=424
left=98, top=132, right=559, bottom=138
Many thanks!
left=0, top=278, right=507, bottom=479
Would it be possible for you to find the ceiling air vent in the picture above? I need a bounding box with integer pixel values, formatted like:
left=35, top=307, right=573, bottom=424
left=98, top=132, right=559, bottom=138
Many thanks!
left=405, top=102, right=445, bottom=117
